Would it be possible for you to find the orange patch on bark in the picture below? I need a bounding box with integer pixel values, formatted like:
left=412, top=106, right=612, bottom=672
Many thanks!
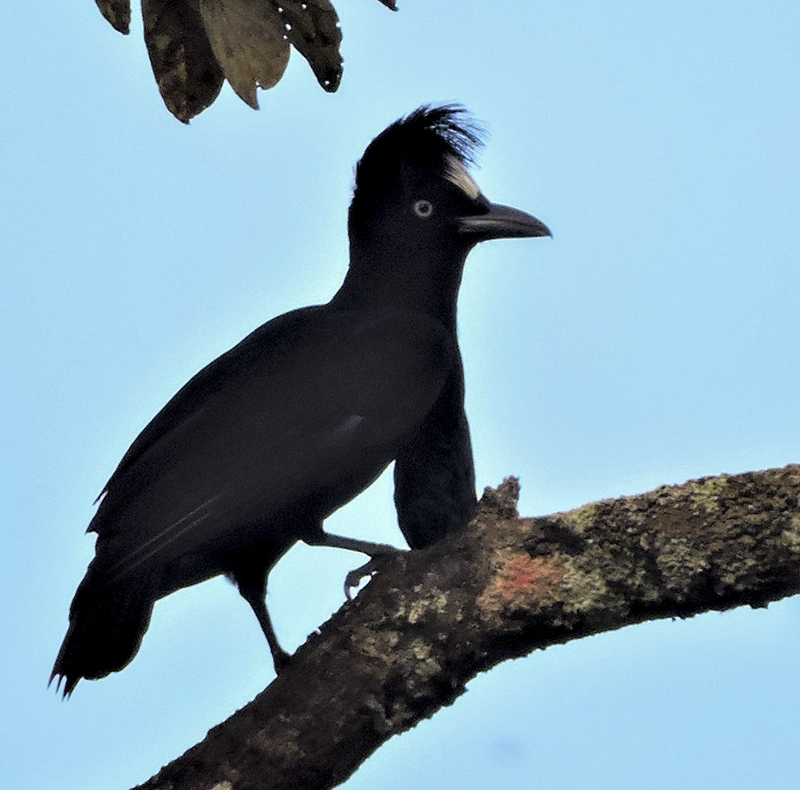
left=479, top=552, right=566, bottom=614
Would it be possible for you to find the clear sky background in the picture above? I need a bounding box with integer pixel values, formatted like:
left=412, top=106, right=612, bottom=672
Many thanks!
left=3, top=1, right=800, bottom=788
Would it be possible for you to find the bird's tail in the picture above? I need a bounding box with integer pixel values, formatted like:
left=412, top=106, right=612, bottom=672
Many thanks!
left=50, top=561, right=156, bottom=697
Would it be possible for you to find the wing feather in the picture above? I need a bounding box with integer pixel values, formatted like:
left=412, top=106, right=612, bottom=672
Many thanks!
left=90, top=305, right=454, bottom=579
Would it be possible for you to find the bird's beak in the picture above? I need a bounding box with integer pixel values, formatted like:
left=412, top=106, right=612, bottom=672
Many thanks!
left=459, top=202, right=552, bottom=240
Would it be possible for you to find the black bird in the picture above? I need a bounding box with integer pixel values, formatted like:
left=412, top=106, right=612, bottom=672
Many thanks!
left=51, top=105, right=550, bottom=695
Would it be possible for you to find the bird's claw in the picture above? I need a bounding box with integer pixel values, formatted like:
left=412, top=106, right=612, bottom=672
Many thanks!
left=345, top=551, right=406, bottom=600
left=344, top=559, right=380, bottom=600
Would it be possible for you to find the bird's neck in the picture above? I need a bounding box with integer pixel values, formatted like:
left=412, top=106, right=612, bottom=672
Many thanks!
left=331, top=240, right=468, bottom=330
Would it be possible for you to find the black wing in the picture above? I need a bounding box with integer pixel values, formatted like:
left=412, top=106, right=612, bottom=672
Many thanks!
left=394, top=351, right=476, bottom=549
left=89, top=304, right=455, bottom=581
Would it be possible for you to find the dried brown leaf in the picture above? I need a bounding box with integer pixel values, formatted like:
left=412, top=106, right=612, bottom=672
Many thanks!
left=278, top=0, right=343, bottom=92
left=95, top=0, right=131, bottom=34
left=198, top=0, right=290, bottom=109
left=142, top=0, right=225, bottom=123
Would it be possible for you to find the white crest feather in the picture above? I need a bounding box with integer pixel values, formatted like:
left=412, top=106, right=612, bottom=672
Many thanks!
left=444, top=155, right=481, bottom=200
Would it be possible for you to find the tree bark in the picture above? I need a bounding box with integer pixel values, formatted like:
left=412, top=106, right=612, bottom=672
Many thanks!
left=132, top=464, right=800, bottom=790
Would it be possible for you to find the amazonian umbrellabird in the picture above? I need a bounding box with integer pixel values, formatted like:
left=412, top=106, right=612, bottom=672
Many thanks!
left=51, top=105, right=550, bottom=696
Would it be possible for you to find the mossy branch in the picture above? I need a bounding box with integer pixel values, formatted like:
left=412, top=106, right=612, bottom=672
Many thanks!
left=132, top=464, right=800, bottom=790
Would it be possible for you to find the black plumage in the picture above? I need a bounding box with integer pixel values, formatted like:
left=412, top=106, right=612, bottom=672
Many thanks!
left=51, top=105, right=550, bottom=695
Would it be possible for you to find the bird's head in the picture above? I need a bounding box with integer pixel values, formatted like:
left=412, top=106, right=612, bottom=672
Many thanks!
left=348, top=104, right=551, bottom=251
left=339, top=105, right=549, bottom=322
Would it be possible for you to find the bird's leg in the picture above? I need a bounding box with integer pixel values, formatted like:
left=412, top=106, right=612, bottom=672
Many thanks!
left=236, top=579, right=292, bottom=675
left=308, top=530, right=401, bottom=557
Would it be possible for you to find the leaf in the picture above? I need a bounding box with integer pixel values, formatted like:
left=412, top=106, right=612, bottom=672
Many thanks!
left=95, top=0, right=131, bottom=34
left=198, top=0, right=290, bottom=109
left=278, top=0, right=343, bottom=92
left=94, top=0, right=397, bottom=120
left=142, top=0, right=225, bottom=123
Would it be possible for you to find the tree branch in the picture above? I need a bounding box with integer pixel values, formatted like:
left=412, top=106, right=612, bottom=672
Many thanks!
left=132, top=464, right=800, bottom=790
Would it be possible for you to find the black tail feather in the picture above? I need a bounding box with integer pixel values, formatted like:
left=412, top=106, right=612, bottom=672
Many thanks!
left=50, top=564, right=156, bottom=697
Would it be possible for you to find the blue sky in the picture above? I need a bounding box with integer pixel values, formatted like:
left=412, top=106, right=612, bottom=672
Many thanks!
left=3, top=1, right=800, bottom=788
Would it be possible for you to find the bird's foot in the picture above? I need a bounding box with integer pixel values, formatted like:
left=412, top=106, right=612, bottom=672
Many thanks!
left=271, top=647, right=293, bottom=676
left=344, top=553, right=402, bottom=600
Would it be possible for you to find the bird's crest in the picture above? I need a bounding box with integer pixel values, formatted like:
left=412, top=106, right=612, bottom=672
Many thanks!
left=351, top=105, right=486, bottom=213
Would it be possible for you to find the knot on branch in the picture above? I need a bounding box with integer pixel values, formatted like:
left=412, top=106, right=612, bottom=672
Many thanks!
left=478, top=476, right=520, bottom=520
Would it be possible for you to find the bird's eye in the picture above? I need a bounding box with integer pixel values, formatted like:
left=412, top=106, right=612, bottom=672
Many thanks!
left=413, top=199, right=434, bottom=218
